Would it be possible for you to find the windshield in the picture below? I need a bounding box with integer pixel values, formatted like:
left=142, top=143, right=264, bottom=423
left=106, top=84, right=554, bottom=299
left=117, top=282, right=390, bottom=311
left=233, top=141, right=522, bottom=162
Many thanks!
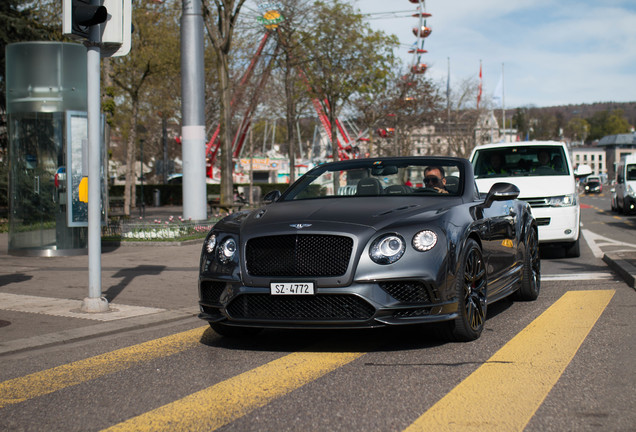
left=473, top=146, right=569, bottom=178
left=281, top=159, right=464, bottom=201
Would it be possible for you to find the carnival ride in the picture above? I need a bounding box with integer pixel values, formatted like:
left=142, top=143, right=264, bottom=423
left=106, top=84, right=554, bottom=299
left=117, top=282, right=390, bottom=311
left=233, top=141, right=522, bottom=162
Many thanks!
left=204, top=3, right=362, bottom=179
left=376, top=0, right=432, bottom=139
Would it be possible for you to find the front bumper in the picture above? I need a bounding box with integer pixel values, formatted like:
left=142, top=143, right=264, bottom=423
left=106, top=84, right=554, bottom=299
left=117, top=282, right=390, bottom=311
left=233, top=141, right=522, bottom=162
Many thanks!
left=198, top=278, right=459, bottom=329
left=531, top=205, right=580, bottom=243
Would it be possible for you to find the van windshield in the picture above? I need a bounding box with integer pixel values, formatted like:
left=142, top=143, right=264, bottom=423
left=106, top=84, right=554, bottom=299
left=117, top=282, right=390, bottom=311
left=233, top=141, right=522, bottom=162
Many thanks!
left=473, top=146, right=569, bottom=178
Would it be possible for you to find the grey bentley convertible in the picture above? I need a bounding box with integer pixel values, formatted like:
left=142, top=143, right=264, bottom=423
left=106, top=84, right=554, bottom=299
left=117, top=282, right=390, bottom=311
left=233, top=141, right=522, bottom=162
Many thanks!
left=198, top=156, right=539, bottom=341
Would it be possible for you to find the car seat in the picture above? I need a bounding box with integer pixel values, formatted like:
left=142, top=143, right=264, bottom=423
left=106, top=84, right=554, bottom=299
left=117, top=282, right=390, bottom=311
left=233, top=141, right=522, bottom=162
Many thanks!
left=384, top=185, right=412, bottom=195
left=445, top=175, right=460, bottom=194
left=355, top=177, right=383, bottom=195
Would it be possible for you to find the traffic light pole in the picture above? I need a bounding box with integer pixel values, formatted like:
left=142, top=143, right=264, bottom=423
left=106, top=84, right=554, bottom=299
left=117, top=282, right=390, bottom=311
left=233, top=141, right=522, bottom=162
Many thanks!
left=81, top=10, right=108, bottom=313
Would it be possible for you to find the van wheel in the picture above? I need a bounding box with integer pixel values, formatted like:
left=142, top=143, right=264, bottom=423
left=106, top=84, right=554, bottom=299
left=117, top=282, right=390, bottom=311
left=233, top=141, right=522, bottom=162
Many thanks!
left=564, top=237, right=580, bottom=258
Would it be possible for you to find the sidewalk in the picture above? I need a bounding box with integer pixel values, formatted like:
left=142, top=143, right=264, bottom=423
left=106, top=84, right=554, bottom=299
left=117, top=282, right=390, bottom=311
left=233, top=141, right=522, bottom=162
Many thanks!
left=1, top=205, right=635, bottom=356
left=0, top=206, right=204, bottom=355
left=603, top=251, right=636, bottom=289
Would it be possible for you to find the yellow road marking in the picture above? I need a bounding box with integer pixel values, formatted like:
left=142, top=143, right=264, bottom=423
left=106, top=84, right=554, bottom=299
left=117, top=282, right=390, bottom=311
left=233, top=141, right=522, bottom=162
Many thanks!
left=404, top=290, right=615, bottom=432
left=0, top=326, right=207, bottom=408
left=102, top=350, right=364, bottom=432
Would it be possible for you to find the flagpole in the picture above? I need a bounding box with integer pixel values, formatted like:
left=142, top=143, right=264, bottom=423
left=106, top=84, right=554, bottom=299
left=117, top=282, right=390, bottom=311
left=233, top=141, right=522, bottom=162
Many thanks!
left=447, top=57, right=450, bottom=143
left=501, top=63, right=505, bottom=142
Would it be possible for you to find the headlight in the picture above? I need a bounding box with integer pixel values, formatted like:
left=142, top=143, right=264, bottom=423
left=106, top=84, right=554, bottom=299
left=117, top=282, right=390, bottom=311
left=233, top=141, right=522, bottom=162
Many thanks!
left=627, top=185, right=636, bottom=197
left=205, top=234, right=217, bottom=254
left=413, top=230, right=437, bottom=251
left=218, top=238, right=237, bottom=263
left=547, top=194, right=577, bottom=207
left=370, top=234, right=405, bottom=264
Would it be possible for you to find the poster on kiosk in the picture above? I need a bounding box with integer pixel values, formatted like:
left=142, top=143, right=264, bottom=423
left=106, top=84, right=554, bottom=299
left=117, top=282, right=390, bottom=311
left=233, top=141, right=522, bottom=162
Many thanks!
left=66, top=111, right=107, bottom=227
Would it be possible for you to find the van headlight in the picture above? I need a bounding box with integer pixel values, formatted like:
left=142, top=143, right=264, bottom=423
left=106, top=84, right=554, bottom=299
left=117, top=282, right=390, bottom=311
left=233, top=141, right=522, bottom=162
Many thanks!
left=548, top=194, right=577, bottom=207
left=627, top=185, right=636, bottom=197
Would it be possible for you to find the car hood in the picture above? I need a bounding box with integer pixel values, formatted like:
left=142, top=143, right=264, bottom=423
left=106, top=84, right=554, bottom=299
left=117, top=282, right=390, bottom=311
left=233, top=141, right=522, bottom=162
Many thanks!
left=475, top=175, right=575, bottom=198
left=217, top=197, right=462, bottom=235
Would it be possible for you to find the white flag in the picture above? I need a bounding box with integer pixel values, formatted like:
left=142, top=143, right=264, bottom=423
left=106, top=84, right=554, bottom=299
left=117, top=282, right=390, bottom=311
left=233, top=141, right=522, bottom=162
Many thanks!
left=492, top=74, right=503, bottom=108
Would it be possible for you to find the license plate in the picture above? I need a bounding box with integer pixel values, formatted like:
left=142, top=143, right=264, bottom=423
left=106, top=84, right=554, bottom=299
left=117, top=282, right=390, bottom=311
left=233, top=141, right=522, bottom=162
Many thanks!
left=270, top=282, right=315, bottom=295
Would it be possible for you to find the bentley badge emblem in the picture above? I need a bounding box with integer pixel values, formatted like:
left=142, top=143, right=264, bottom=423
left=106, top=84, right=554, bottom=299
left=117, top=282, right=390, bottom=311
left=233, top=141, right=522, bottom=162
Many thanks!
left=290, top=223, right=312, bottom=229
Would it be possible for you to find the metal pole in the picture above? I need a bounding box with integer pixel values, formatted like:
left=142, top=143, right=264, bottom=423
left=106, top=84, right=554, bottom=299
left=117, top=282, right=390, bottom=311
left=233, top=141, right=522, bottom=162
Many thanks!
left=296, top=121, right=304, bottom=159
left=140, top=139, right=145, bottom=218
left=162, top=116, right=168, bottom=183
left=181, top=0, right=207, bottom=220
left=81, top=5, right=108, bottom=313
left=501, top=63, right=506, bottom=143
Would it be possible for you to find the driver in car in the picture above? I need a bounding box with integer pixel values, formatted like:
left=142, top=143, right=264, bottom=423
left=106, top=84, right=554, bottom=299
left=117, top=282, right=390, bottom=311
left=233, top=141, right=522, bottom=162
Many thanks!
left=424, top=166, right=448, bottom=194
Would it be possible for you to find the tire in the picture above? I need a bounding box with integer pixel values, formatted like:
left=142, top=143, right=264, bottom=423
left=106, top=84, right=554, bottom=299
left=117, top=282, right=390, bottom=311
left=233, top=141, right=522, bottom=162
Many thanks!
left=516, top=228, right=540, bottom=301
left=210, top=322, right=262, bottom=338
left=445, top=239, right=487, bottom=342
left=564, top=236, right=580, bottom=258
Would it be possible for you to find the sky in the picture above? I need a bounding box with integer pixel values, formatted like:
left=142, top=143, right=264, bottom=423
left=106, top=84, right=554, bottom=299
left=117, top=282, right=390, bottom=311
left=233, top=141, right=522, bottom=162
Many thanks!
left=352, top=0, right=636, bottom=108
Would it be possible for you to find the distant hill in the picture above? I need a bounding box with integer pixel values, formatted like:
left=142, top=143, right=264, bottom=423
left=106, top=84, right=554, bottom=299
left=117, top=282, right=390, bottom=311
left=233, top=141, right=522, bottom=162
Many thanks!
left=505, top=101, right=636, bottom=127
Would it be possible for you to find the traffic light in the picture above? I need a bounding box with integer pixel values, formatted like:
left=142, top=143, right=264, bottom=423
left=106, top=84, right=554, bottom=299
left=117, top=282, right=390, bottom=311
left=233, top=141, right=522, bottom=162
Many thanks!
left=63, top=0, right=108, bottom=40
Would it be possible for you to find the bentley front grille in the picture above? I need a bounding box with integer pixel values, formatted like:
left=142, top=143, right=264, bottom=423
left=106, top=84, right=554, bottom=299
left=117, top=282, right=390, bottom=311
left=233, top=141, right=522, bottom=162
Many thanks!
left=379, top=280, right=440, bottom=304
left=246, top=234, right=353, bottom=277
left=226, top=294, right=375, bottom=321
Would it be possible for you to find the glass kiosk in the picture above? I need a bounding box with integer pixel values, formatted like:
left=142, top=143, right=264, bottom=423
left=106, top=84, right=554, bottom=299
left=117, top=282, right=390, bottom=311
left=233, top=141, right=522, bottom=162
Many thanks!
left=6, top=42, right=103, bottom=256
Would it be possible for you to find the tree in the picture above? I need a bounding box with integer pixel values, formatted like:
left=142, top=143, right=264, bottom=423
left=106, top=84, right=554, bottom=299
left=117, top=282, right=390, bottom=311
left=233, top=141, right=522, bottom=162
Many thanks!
left=587, top=109, right=631, bottom=141
left=444, top=77, right=487, bottom=158
left=0, top=0, right=60, bottom=155
left=108, top=1, right=181, bottom=215
left=202, top=0, right=249, bottom=207
left=564, top=117, right=589, bottom=144
left=512, top=108, right=529, bottom=140
left=273, top=0, right=314, bottom=183
left=354, top=69, right=443, bottom=158
left=300, top=1, right=398, bottom=167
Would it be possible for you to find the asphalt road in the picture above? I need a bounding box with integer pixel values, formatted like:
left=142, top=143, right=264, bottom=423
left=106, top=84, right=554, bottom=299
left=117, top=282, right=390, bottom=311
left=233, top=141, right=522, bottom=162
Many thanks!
left=0, top=194, right=634, bottom=431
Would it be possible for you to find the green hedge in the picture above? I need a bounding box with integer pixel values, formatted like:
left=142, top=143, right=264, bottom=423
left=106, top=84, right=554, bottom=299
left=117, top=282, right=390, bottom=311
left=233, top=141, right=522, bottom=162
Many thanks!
left=108, top=183, right=290, bottom=206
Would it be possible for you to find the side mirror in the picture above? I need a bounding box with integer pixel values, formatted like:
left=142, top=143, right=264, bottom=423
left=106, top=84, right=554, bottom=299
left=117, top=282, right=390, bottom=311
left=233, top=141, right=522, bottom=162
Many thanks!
left=263, top=190, right=281, bottom=204
left=484, top=182, right=520, bottom=207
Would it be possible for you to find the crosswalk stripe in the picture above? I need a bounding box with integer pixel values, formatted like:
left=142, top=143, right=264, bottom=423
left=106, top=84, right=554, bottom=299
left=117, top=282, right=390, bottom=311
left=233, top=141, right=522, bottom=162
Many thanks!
left=403, top=290, right=615, bottom=431
left=102, top=349, right=365, bottom=432
left=541, top=272, right=615, bottom=281
left=0, top=327, right=207, bottom=408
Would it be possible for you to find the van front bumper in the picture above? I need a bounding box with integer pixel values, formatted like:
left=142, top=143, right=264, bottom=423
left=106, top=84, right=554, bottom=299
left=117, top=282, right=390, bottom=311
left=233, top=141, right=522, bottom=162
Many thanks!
left=529, top=205, right=580, bottom=243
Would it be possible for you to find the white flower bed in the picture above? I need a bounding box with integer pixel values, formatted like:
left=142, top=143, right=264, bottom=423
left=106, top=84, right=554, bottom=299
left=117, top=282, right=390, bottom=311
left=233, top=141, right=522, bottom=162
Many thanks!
left=121, top=216, right=216, bottom=241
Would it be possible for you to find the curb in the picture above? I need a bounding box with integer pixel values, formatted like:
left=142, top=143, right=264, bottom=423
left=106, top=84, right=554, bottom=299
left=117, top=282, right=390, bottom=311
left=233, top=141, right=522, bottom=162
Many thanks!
left=603, top=253, right=636, bottom=289
left=0, top=307, right=200, bottom=356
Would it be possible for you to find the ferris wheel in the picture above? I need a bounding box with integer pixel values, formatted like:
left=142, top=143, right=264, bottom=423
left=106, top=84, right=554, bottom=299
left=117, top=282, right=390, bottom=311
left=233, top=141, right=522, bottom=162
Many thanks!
left=408, top=0, right=431, bottom=75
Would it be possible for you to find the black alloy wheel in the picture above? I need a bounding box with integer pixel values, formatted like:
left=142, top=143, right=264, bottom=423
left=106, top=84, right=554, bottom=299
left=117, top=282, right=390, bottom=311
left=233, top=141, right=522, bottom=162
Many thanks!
left=516, top=227, right=540, bottom=300
left=447, top=239, right=487, bottom=341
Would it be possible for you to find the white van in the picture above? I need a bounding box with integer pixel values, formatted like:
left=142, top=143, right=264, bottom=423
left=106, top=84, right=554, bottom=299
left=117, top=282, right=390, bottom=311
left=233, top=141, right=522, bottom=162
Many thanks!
left=470, top=141, right=581, bottom=257
left=611, top=154, right=636, bottom=214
